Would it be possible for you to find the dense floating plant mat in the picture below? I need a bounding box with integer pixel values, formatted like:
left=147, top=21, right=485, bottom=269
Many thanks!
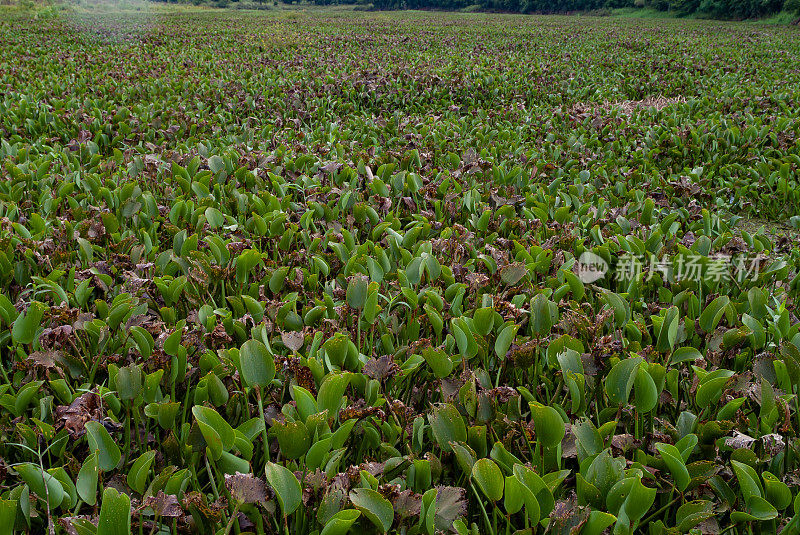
left=0, top=6, right=800, bottom=535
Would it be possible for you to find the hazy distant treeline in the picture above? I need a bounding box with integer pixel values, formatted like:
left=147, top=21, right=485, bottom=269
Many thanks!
left=309, top=0, right=800, bottom=18
left=154, top=0, right=799, bottom=20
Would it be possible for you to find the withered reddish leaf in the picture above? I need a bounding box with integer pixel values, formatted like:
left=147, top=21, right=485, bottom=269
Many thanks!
left=392, top=489, right=422, bottom=518
left=363, top=355, right=401, bottom=381
left=55, top=391, right=102, bottom=438
left=435, top=486, right=467, bottom=533
left=281, top=331, right=305, bottom=352
left=224, top=473, right=270, bottom=505
left=142, top=491, right=183, bottom=518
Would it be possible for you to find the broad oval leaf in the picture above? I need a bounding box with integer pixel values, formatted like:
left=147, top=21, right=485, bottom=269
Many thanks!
left=605, top=356, right=643, bottom=405
left=429, top=403, right=467, bottom=453
left=471, top=458, right=504, bottom=502
left=98, top=487, right=131, bottom=535
left=12, top=301, right=47, bottom=345
left=192, top=405, right=235, bottom=455
left=76, top=453, right=100, bottom=506
left=16, top=463, right=64, bottom=510
left=85, top=421, right=121, bottom=472
left=265, top=462, right=302, bottom=516
left=529, top=402, right=565, bottom=448
left=349, top=487, right=394, bottom=533
left=238, top=339, right=275, bottom=388
left=320, top=509, right=362, bottom=535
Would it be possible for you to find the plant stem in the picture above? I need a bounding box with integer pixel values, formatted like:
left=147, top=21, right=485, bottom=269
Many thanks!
left=470, top=482, right=495, bottom=535
left=205, top=454, right=220, bottom=501
left=256, top=386, right=271, bottom=463
left=639, top=492, right=679, bottom=528
left=223, top=503, right=241, bottom=535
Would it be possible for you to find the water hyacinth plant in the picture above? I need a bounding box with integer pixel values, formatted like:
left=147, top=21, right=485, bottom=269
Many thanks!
left=0, top=5, right=799, bottom=535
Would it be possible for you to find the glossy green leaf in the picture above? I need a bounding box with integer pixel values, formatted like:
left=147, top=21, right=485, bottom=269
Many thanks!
left=85, top=421, right=121, bottom=472
left=265, top=462, right=302, bottom=516
left=349, top=488, right=394, bottom=533
left=97, top=487, right=131, bottom=535
left=429, top=403, right=467, bottom=453
left=471, top=458, right=504, bottom=502
left=238, top=339, right=275, bottom=388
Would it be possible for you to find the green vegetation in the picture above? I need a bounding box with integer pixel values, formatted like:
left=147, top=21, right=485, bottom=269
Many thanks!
left=1, top=7, right=800, bottom=535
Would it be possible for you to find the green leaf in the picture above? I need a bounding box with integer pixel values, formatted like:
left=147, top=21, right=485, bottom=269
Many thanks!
left=670, top=347, right=702, bottom=365
left=429, top=403, right=467, bottom=453
left=127, top=450, right=156, bottom=495
left=76, top=453, right=100, bottom=506
left=473, top=307, right=495, bottom=336
left=699, top=296, right=729, bottom=333
left=85, top=421, right=121, bottom=472
left=205, top=206, right=225, bottom=228
left=529, top=402, right=565, bottom=448
left=420, top=488, right=436, bottom=535
left=265, top=462, right=302, bottom=516
left=530, top=294, right=553, bottom=337
left=422, top=347, right=453, bottom=378
left=451, top=441, right=477, bottom=475
left=745, top=495, right=778, bottom=520
left=695, top=370, right=734, bottom=408
left=675, top=500, right=714, bottom=532
left=762, top=471, right=792, bottom=510
left=623, top=477, right=655, bottom=521
left=731, top=460, right=763, bottom=502
left=274, top=421, right=311, bottom=460
left=655, top=443, right=690, bottom=491
left=192, top=405, right=235, bottom=458
left=573, top=418, right=603, bottom=460
left=471, top=458, right=504, bottom=502
left=129, top=326, right=154, bottom=359
left=323, top=334, right=350, bottom=368
left=364, top=284, right=380, bottom=324
left=45, top=466, right=76, bottom=508
left=605, top=356, right=643, bottom=405
left=238, top=339, right=275, bottom=388
left=349, top=488, right=394, bottom=533
left=513, top=464, right=554, bottom=517
left=424, top=303, right=444, bottom=338
left=495, top=323, right=518, bottom=360
left=0, top=498, right=16, bottom=535
left=633, top=367, right=657, bottom=413
left=306, top=437, right=332, bottom=471
left=97, top=487, right=131, bottom=535
left=731, top=495, right=778, bottom=522
left=346, top=276, right=368, bottom=309
left=115, top=364, right=143, bottom=401
left=217, top=451, right=250, bottom=476
left=15, top=463, right=64, bottom=510
left=585, top=450, right=625, bottom=498
left=655, top=306, right=679, bottom=352
left=504, top=474, right=532, bottom=515
left=743, top=313, right=766, bottom=350
left=603, top=291, right=629, bottom=329
left=76, top=237, right=94, bottom=265
left=11, top=301, right=46, bottom=345
left=208, top=155, right=225, bottom=175
left=320, top=509, right=361, bottom=535
left=583, top=510, right=616, bottom=535
left=317, top=372, right=350, bottom=416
